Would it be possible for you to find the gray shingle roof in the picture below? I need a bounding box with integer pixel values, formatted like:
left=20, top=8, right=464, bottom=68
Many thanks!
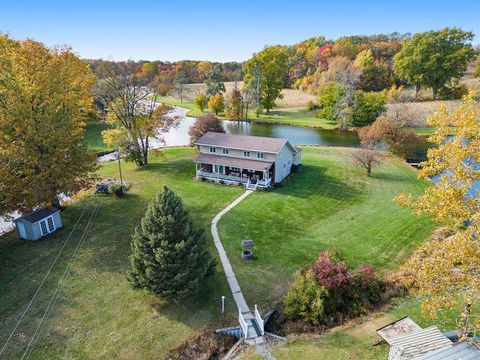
left=16, top=206, right=60, bottom=224
left=195, top=153, right=273, bottom=171
left=195, top=132, right=291, bottom=153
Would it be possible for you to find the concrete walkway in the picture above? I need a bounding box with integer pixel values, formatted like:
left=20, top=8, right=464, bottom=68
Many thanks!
left=211, top=190, right=253, bottom=314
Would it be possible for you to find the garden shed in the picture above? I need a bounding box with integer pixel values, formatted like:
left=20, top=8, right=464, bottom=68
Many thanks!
left=14, top=206, right=62, bottom=240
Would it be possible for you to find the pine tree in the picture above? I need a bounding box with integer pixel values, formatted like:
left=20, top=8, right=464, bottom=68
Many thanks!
left=128, top=186, right=216, bottom=299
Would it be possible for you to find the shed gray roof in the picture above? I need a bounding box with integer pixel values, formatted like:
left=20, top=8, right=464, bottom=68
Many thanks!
left=418, top=341, right=480, bottom=360
left=195, top=153, right=273, bottom=171
left=195, top=132, right=294, bottom=154
left=15, top=206, right=60, bottom=224
left=388, top=326, right=453, bottom=360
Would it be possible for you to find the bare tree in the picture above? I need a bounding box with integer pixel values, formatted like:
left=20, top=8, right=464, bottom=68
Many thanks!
left=94, top=62, right=179, bottom=166
left=335, top=67, right=360, bottom=131
left=352, top=148, right=384, bottom=176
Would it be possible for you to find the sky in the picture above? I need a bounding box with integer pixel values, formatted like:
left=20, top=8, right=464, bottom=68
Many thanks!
left=1, top=0, right=479, bottom=62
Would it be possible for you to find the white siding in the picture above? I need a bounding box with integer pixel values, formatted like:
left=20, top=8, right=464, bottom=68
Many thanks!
left=274, top=145, right=294, bottom=183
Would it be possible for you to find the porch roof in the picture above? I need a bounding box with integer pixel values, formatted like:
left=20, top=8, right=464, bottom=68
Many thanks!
left=194, top=153, right=273, bottom=171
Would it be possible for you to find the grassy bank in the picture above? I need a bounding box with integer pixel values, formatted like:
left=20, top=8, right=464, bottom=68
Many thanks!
left=157, top=94, right=436, bottom=135
left=0, top=147, right=434, bottom=358
left=218, top=147, right=435, bottom=307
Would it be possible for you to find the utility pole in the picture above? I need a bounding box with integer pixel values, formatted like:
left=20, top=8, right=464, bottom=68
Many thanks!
left=117, top=146, right=124, bottom=188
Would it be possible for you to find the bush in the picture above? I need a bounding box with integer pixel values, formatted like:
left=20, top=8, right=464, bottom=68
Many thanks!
left=284, top=249, right=384, bottom=325
left=284, top=270, right=328, bottom=324
left=306, top=100, right=319, bottom=111
left=109, top=184, right=124, bottom=197
left=437, top=83, right=469, bottom=100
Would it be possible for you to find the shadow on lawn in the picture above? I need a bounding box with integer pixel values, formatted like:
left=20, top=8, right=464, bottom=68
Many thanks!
left=271, top=163, right=363, bottom=201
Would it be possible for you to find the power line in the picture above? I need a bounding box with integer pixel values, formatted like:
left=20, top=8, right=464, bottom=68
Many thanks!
left=21, top=201, right=100, bottom=360
left=0, top=199, right=91, bottom=357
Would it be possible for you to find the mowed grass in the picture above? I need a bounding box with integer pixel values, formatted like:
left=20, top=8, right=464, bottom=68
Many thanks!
left=0, top=147, right=243, bottom=359
left=218, top=147, right=435, bottom=307
left=0, top=147, right=434, bottom=359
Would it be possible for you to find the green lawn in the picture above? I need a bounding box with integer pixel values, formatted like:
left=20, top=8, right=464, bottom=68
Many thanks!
left=84, top=121, right=112, bottom=153
left=157, top=96, right=203, bottom=117
left=218, top=147, right=435, bottom=307
left=0, top=148, right=243, bottom=359
left=0, top=147, right=435, bottom=358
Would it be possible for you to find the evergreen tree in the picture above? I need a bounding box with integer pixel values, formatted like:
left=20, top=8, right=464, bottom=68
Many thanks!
left=128, top=186, right=216, bottom=299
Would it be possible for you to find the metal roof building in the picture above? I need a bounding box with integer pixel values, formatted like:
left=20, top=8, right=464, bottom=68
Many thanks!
left=388, top=326, right=453, bottom=360
left=418, top=341, right=480, bottom=360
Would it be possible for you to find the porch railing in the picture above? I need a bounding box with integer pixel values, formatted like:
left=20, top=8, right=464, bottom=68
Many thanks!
left=238, top=308, right=248, bottom=338
left=196, top=170, right=272, bottom=187
left=254, top=305, right=264, bottom=335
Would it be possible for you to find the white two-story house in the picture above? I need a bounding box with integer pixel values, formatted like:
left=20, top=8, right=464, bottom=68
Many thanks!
left=194, top=132, right=302, bottom=188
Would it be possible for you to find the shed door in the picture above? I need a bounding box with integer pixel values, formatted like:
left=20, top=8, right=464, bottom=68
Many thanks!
left=39, top=220, right=48, bottom=236
left=47, top=217, right=55, bottom=232
left=39, top=216, right=56, bottom=236
left=18, top=222, right=27, bottom=239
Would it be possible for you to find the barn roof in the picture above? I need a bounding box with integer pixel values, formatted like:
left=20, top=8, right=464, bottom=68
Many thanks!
left=15, top=207, right=60, bottom=224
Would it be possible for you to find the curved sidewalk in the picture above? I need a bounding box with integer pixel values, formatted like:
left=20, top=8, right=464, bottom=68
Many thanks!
left=211, top=190, right=253, bottom=314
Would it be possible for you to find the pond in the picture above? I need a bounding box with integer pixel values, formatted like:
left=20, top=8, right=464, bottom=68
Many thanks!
left=154, top=107, right=360, bottom=148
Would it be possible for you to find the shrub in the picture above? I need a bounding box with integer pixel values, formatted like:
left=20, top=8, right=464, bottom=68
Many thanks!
left=306, top=100, right=319, bottom=111
left=208, top=93, right=225, bottom=115
left=284, top=249, right=384, bottom=325
left=437, top=83, right=469, bottom=100
left=284, top=270, right=328, bottom=324
left=109, top=184, right=124, bottom=197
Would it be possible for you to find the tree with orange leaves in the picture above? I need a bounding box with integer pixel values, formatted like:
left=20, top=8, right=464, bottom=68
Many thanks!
left=0, top=35, right=97, bottom=214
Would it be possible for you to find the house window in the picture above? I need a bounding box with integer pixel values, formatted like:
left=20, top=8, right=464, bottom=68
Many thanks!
left=209, top=146, right=216, bottom=153
left=256, top=152, right=264, bottom=159
left=214, top=165, right=225, bottom=174
left=243, top=150, right=250, bottom=157
left=222, top=148, right=229, bottom=155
